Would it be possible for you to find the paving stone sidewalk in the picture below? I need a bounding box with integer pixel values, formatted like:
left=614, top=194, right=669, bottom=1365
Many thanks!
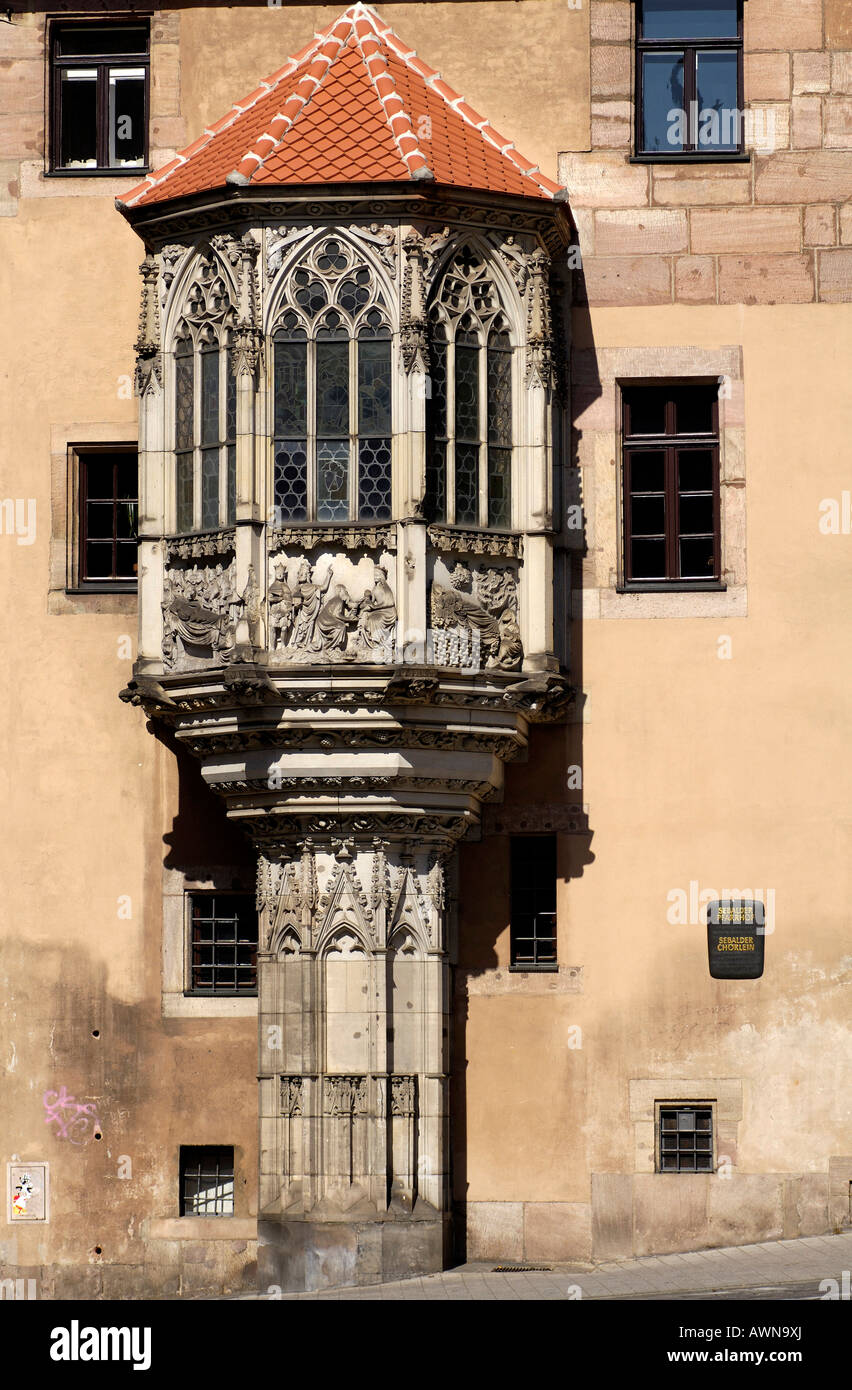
left=269, top=1231, right=852, bottom=1300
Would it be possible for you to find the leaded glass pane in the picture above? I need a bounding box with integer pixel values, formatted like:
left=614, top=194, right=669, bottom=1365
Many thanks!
left=425, top=333, right=448, bottom=523
left=274, top=336, right=307, bottom=436
left=488, top=449, right=511, bottom=529
left=175, top=339, right=193, bottom=451
left=317, top=441, right=349, bottom=521
left=339, top=277, right=371, bottom=316
left=201, top=448, right=219, bottom=530
left=200, top=344, right=219, bottom=447
left=455, top=343, right=479, bottom=442
left=225, top=344, right=236, bottom=444
left=274, top=441, right=308, bottom=522
left=358, top=438, right=391, bottom=520
left=487, top=333, right=512, bottom=446
left=455, top=444, right=479, bottom=526
left=358, top=338, right=391, bottom=436
left=316, top=342, right=349, bottom=436
left=227, top=444, right=236, bottom=526
left=176, top=452, right=193, bottom=532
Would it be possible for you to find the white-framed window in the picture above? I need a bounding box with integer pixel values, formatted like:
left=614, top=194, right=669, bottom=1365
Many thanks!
left=270, top=235, right=392, bottom=524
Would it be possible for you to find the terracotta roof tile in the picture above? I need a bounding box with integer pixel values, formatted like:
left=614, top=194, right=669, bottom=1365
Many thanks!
left=119, top=2, right=563, bottom=209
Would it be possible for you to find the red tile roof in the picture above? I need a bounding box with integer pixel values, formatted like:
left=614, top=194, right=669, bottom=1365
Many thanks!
left=120, top=2, right=562, bottom=209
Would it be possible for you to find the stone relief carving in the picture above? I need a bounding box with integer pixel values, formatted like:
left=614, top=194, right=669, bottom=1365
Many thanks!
left=269, top=524, right=397, bottom=554
left=281, top=1077, right=303, bottom=1116
left=267, top=556, right=397, bottom=664
left=161, top=557, right=237, bottom=667
left=430, top=563, right=522, bottom=671
left=390, top=1076, right=416, bottom=1118
left=266, top=224, right=316, bottom=279
left=348, top=223, right=397, bottom=276
left=160, top=243, right=189, bottom=295
left=166, top=528, right=236, bottom=562
left=323, top=1076, right=368, bottom=1116
left=135, top=255, right=162, bottom=395
left=427, top=525, right=523, bottom=560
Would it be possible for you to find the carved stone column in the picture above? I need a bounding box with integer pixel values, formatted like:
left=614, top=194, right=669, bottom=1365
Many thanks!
left=256, top=833, right=451, bottom=1290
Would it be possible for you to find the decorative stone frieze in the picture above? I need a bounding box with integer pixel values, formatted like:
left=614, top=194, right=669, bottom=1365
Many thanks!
left=427, top=525, right=524, bottom=559
left=269, top=524, right=397, bottom=554
left=430, top=561, right=522, bottom=671
left=165, top=528, right=236, bottom=561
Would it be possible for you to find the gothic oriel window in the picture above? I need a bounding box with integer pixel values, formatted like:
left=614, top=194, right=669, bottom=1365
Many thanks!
left=271, top=237, right=392, bottom=523
left=173, top=256, right=237, bottom=533
left=426, top=247, right=514, bottom=529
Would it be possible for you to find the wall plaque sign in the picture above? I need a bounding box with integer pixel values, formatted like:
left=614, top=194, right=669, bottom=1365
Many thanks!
left=707, top=900, right=765, bottom=979
left=7, top=1162, right=49, bottom=1222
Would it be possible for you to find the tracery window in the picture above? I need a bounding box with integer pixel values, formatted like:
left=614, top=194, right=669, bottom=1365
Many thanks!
left=271, top=237, right=392, bottom=524
left=426, top=246, right=514, bottom=530
left=173, top=254, right=237, bottom=534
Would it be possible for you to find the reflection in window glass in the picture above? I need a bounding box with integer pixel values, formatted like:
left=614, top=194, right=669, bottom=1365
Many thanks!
left=108, top=68, right=145, bottom=167
left=696, top=50, right=739, bottom=149
left=642, top=52, right=684, bottom=152
left=60, top=70, right=97, bottom=166
left=641, top=0, right=738, bottom=40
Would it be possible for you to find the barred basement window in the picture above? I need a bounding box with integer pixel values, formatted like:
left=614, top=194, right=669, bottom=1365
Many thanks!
left=426, top=245, right=514, bottom=529
left=510, top=835, right=557, bottom=970
left=658, top=1105, right=714, bottom=1172
left=271, top=237, right=392, bottom=523
left=188, top=894, right=257, bottom=995
left=179, top=1146, right=234, bottom=1216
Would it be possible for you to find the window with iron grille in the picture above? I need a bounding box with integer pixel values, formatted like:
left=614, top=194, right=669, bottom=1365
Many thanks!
left=621, top=383, right=721, bottom=588
left=188, top=894, right=257, bottom=995
left=77, top=447, right=138, bottom=586
left=510, top=835, right=557, bottom=970
left=179, top=1146, right=234, bottom=1216
left=51, top=22, right=149, bottom=174
left=635, top=1, right=744, bottom=158
left=658, top=1105, right=714, bottom=1172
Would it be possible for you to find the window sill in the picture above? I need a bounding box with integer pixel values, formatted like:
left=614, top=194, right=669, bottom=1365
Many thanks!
left=67, top=584, right=137, bottom=595
left=508, top=963, right=559, bottom=974
left=45, top=167, right=150, bottom=179
left=629, top=153, right=750, bottom=164
left=617, top=581, right=727, bottom=594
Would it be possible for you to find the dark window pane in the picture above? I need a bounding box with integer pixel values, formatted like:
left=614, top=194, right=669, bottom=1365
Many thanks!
left=676, top=388, right=715, bottom=434
left=316, top=341, right=349, bottom=436
left=678, top=450, right=714, bottom=491
left=116, top=542, right=138, bottom=578
left=175, top=341, right=193, bottom=451
left=274, top=336, right=307, bottom=436
left=84, top=460, right=115, bottom=501
left=60, top=70, right=97, bottom=167
left=697, top=51, right=740, bottom=149
left=510, top=836, right=557, bottom=968
left=629, top=450, right=666, bottom=492
left=642, top=52, right=684, bottom=152
left=455, top=444, right=479, bottom=526
left=57, top=26, right=149, bottom=56
left=274, top=442, right=308, bottom=522
left=115, top=501, right=138, bottom=539
left=425, top=334, right=447, bottom=522
left=109, top=70, right=145, bottom=167
left=641, top=0, right=738, bottom=40
left=631, top=495, right=666, bottom=536
left=625, top=391, right=667, bottom=437
left=679, top=536, right=716, bottom=577
left=200, top=346, right=219, bottom=447
left=176, top=453, right=193, bottom=532
left=85, top=542, right=112, bottom=578
left=487, top=335, right=512, bottom=447
left=455, top=344, right=480, bottom=442
left=227, top=444, right=236, bottom=526
left=488, top=448, right=511, bottom=529
left=426, top=442, right=447, bottom=523
left=201, top=448, right=219, bottom=529
left=631, top=537, right=667, bottom=579
left=358, top=338, right=391, bottom=435
left=678, top=494, right=713, bottom=535
left=116, top=460, right=137, bottom=499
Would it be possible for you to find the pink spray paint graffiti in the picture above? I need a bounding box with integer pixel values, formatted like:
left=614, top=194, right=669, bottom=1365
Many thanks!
left=42, top=1087, right=102, bottom=1145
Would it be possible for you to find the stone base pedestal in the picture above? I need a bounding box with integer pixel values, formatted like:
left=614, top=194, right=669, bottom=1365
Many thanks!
left=258, top=1212, right=452, bottom=1293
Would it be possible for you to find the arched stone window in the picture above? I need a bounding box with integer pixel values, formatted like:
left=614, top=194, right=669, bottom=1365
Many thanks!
left=172, top=253, right=237, bottom=534
left=426, top=245, right=514, bottom=529
left=271, top=236, right=392, bottom=524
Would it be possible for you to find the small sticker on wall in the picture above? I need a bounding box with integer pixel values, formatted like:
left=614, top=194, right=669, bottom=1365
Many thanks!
left=7, top=1163, right=49, bottom=1222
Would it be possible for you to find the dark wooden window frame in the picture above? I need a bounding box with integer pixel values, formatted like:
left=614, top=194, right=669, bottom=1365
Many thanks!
left=632, top=0, right=747, bottom=163
left=72, top=443, right=138, bottom=592
left=620, top=380, right=723, bottom=592
left=186, top=892, right=258, bottom=997
left=179, top=1146, right=235, bottom=1217
left=509, top=834, right=558, bottom=973
left=49, top=19, right=150, bottom=176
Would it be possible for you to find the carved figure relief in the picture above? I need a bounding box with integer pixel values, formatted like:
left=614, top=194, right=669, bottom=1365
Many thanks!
left=430, top=563, right=522, bottom=670
left=162, top=557, right=236, bottom=667
left=267, top=557, right=397, bottom=663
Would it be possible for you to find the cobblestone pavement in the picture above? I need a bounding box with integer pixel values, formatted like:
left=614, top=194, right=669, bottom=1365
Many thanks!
left=259, top=1231, right=852, bottom=1301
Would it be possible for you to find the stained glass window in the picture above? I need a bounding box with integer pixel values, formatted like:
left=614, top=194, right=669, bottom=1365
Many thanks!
left=269, top=237, right=393, bottom=522
left=487, top=329, right=512, bottom=528
left=425, top=328, right=447, bottom=523
left=175, top=336, right=194, bottom=533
